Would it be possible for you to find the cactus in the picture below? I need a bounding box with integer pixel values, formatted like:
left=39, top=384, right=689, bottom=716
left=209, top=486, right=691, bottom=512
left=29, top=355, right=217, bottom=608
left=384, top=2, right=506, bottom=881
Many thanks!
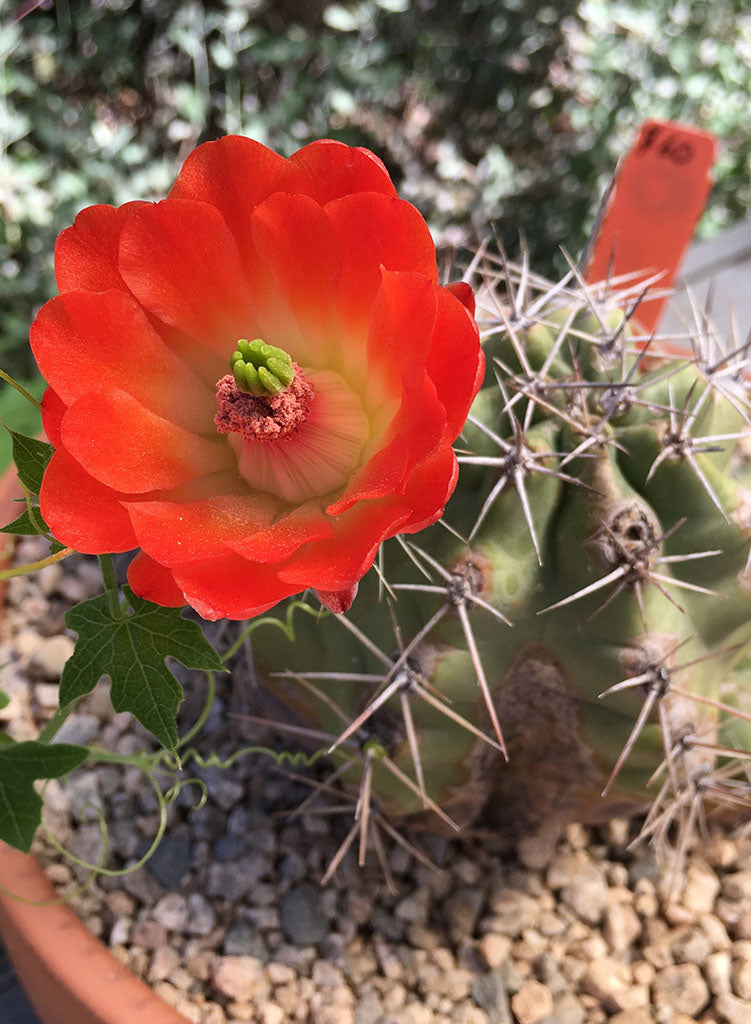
left=255, top=254, right=751, bottom=876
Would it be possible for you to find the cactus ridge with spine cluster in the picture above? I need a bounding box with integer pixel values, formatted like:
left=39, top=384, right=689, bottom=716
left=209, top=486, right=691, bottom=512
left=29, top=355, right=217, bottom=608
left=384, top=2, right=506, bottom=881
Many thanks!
left=256, top=250, right=751, bottom=885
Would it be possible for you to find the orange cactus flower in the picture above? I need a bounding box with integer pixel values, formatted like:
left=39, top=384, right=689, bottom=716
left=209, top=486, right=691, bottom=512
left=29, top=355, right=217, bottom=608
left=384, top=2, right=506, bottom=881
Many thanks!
left=32, top=138, right=483, bottom=619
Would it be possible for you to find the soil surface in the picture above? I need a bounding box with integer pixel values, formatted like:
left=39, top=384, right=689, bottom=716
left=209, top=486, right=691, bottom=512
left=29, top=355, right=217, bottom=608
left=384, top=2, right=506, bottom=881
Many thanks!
left=2, top=537, right=751, bottom=1024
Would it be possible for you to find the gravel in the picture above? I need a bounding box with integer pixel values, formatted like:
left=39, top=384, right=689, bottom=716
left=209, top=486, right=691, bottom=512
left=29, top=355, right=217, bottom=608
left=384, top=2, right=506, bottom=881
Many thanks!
left=3, top=537, right=751, bottom=1024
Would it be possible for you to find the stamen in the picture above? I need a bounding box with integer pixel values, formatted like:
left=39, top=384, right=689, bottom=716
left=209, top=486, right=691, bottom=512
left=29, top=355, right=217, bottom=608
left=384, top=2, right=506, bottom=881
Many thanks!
left=214, top=364, right=314, bottom=443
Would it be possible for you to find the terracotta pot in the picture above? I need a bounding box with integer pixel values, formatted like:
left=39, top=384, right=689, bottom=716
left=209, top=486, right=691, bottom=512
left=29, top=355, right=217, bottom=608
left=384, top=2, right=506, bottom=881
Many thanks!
left=0, top=461, right=190, bottom=1024
left=0, top=843, right=190, bottom=1024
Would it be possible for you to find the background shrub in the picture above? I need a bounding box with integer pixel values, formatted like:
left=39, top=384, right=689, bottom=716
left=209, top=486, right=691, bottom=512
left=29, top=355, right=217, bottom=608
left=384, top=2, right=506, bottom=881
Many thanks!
left=1, top=0, right=749, bottom=463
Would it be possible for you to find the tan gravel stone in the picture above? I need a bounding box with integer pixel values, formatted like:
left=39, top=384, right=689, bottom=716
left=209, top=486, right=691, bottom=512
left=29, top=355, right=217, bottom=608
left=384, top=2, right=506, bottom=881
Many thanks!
left=735, top=909, right=751, bottom=940
left=212, top=955, right=270, bottom=1003
left=105, top=890, right=136, bottom=916
left=478, top=932, right=511, bottom=968
left=383, top=982, right=408, bottom=1013
left=671, top=926, right=712, bottom=964
left=152, top=981, right=180, bottom=1007
left=714, top=992, right=751, bottom=1024
left=517, top=833, right=557, bottom=871
left=682, top=860, right=720, bottom=915
left=266, top=961, right=296, bottom=985
left=201, top=1004, right=227, bottom=1024
left=705, top=835, right=738, bottom=869
left=652, top=963, right=710, bottom=1017
left=553, top=991, right=585, bottom=1024
left=705, top=951, right=732, bottom=995
left=147, top=945, right=180, bottom=983
left=608, top=1012, right=653, bottom=1024
left=310, top=1005, right=354, bottom=1024
left=394, top=1004, right=433, bottom=1024
left=628, top=961, right=653, bottom=988
left=731, top=956, right=751, bottom=999
left=722, top=871, right=751, bottom=901
left=274, top=983, right=301, bottom=1016
left=510, top=980, right=553, bottom=1023
left=579, top=957, right=635, bottom=1014
left=225, top=1003, right=255, bottom=1021
left=485, top=888, right=540, bottom=937
left=604, top=900, right=642, bottom=952
left=259, top=1005, right=285, bottom=1024
left=699, top=912, right=732, bottom=950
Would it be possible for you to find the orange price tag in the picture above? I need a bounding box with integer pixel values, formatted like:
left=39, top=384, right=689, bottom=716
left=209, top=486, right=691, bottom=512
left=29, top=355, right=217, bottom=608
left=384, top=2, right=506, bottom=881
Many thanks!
left=586, top=120, right=716, bottom=334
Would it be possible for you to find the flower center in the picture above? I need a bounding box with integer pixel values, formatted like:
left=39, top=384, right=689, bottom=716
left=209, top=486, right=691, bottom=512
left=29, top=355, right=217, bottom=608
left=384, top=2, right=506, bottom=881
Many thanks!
left=227, top=369, right=371, bottom=504
left=215, top=340, right=314, bottom=443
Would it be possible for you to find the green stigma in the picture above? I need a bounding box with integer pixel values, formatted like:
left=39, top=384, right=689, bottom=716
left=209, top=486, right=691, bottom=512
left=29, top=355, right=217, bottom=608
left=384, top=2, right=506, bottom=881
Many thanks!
left=230, top=338, right=294, bottom=397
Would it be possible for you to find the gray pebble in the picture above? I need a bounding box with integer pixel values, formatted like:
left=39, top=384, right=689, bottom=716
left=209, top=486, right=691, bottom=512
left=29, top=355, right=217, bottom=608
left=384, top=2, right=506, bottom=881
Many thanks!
left=354, top=990, right=384, bottom=1024
left=212, top=833, right=246, bottom=862
left=444, top=886, right=485, bottom=941
left=68, top=822, right=105, bottom=868
left=223, top=919, right=269, bottom=961
left=470, top=969, right=513, bottom=1023
left=28, top=634, right=75, bottom=680
left=109, top=819, right=141, bottom=859
left=207, top=852, right=268, bottom=901
left=189, top=802, right=227, bottom=841
left=186, top=892, right=216, bottom=936
left=146, top=833, right=192, bottom=890
left=208, top=778, right=245, bottom=811
left=52, top=712, right=100, bottom=747
left=121, top=864, right=167, bottom=905
left=64, top=772, right=103, bottom=823
left=279, top=851, right=307, bottom=883
left=280, top=883, right=329, bottom=945
left=226, top=806, right=251, bottom=834
left=560, top=864, right=607, bottom=925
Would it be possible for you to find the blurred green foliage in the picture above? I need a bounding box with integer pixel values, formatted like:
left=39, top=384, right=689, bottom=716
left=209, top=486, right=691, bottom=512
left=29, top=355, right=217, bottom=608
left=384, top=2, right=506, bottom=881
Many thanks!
left=0, top=0, right=749, bottom=468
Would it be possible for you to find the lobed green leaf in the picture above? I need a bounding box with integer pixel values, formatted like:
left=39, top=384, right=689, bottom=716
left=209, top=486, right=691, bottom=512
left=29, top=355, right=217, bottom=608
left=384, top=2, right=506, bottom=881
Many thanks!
left=60, top=587, right=225, bottom=754
left=8, top=431, right=54, bottom=494
left=0, top=739, right=88, bottom=851
left=0, top=503, right=50, bottom=537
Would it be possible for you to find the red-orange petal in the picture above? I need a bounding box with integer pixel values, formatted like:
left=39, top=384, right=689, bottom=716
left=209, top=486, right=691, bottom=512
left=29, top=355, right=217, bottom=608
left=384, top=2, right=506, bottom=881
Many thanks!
left=125, top=494, right=279, bottom=563
left=328, top=374, right=444, bottom=515
left=40, top=450, right=138, bottom=553
left=169, top=136, right=305, bottom=254
left=118, top=199, right=259, bottom=352
left=325, top=193, right=438, bottom=339
left=230, top=501, right=334, bottom=563
left=290, top=140, right=397, bottom=204
left=365, top=271, right=437, bottom=396
left=279, top=500, right=411, bottom=590
left=172, top=555, right=300, bottom=621
left=60, top=388, right=233, bottom=493
left=399, top=446, right=459, bottom=534
left=54, top=201, right=147, bottom=295
left=40, top=388, right=66, bottom=448
left=250, top=193, right=342, bottom=367
left=446, top=281, right=476, bottom=316
left=426, top=285, right=484, bottom=440
left=314, top=584, right=358, bottom=614
left=31, top=290, right=216, bottom=433
left=127, top=551, right=186, bottom=607
left=327, top=271, right=444, bottom=515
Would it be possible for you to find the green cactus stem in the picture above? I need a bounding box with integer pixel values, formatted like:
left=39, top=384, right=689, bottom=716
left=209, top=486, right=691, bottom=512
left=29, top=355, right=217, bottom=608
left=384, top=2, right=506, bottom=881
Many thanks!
left=254, top=255, right=751, bottom=879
